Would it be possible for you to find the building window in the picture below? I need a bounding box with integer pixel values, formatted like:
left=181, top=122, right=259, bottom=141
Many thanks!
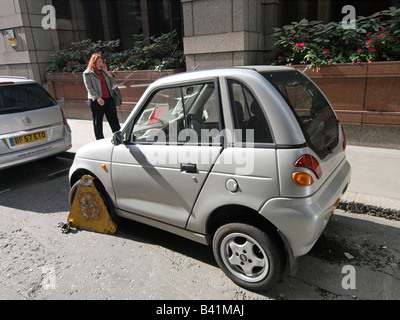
left=278, top=0, right=395, bottom=26
left=278, top=0, right=318, bottom=26
left=330, top=0, right=393, bottom=21
left=52, top=0, right=72, bottom=20
left=81, top=0, right=183, bottom=51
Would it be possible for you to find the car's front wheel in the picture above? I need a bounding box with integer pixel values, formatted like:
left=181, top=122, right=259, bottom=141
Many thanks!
left=212, top=223, right=285, bottom=291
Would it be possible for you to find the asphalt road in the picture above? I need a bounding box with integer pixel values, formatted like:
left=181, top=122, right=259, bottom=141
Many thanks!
left=0, top=154, right=399, bottom=301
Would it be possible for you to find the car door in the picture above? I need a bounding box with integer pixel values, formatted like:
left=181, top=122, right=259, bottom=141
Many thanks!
left=111, top=81, right=224, bottom=228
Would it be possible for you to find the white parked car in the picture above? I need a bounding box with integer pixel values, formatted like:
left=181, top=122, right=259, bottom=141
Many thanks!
left=0, top=76, right=71, bottom=169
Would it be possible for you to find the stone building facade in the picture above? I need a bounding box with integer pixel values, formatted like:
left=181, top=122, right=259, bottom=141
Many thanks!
left=0, top=0, right=398, bottom=83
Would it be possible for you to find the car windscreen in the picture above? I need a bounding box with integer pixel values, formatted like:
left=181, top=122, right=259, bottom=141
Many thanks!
left=261, top=70, right=339, bottom=159
left=0, top=83, right=57, bottom=115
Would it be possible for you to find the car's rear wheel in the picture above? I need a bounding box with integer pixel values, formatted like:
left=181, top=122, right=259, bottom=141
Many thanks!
left=212, top=223, right=285, bottom=291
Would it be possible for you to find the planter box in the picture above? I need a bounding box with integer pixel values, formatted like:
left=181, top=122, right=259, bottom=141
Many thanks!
left=294, top=61, right=400, bottom=149
left=46, top=63, right=400, bottom=148
left=294, top=61, right=400, bottom=126
left=46, top=69, right=185, bottom=122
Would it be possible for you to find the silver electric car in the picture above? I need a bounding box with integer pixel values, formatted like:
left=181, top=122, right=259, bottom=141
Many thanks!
left=69, top=66, right=351, bottom=291
left=0, top=76, right=71, bottom=170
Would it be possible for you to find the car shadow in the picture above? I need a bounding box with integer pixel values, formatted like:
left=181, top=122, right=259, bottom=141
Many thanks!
left=114, top=217, right=218, bottom=268
left=0, top=155, right=72, bottom=214
left=264, top=211, right=400, bottom=299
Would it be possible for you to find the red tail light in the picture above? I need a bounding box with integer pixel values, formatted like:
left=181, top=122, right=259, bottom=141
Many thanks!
left=295, top=154, right=322, bottom=179
left=341, top=125, right=347, bottom=150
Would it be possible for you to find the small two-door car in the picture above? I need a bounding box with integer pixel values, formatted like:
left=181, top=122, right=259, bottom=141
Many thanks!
left=0, top=76, right=71, bottom=170
left=69, top=66, right=351, bottom=291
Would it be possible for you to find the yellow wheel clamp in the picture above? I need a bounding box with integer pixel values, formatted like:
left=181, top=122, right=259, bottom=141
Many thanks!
left=66, top=175, right=117, bottom=234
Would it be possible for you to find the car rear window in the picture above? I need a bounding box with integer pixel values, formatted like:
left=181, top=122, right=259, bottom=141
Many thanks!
left=0, top=83, right=57, bottom=115
left=261, top=70, right=339, bottom=159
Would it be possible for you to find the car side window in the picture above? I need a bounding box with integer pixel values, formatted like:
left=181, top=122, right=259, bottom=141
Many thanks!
left=228, top=80, right=273, bottom=144
left=130, top=82, right=222, bottom=145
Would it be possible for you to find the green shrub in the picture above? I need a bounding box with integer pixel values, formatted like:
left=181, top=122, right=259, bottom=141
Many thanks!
left=270, top=7, right=400, bottom=70
left=46, top=30, right=185, bottom=73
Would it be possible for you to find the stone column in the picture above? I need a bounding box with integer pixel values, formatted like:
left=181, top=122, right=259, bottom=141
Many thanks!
left=182, top=0, right=271, bottom=71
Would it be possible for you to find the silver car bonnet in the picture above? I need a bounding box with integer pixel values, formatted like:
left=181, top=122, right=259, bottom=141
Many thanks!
left=74, top=138, right=114, bottom=162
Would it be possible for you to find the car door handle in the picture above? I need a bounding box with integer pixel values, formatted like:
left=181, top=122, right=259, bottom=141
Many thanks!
left=181, top=163, right=197, bottom=174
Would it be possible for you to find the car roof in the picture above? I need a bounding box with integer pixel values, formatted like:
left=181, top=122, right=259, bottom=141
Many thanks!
left=151, top=65, right=296, bottom=87
left=0, top=76, right=35, bottom=85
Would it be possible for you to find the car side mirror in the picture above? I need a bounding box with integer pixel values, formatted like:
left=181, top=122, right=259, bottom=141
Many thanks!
left=112, top=131, right=124, bottom=145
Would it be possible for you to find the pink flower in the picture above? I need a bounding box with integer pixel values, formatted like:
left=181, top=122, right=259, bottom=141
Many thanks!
left=357, top=48, right=362, bottom=52
left=365, top=39, right=373, bottom=46
left=322, top=49, right=330, bottom=55
left=381, top=28, right=386, bottom=32
left=295, top=42, right=306, bottom=50
left=366, top=32, right=372, bottom=37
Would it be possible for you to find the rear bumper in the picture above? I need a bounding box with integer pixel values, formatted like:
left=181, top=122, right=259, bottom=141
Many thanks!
left=260, top=157, right=351, bottom=257
left=0, top=124, right=71, bottom=170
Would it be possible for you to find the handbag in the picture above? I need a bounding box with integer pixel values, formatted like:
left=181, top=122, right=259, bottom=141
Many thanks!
left=111, top=85, right=122, bottom=106
left=102, top=71, right=123, bottom=106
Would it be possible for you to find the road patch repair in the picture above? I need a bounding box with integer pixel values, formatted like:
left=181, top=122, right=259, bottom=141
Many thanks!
left=59, top=175, right=117, bottom=234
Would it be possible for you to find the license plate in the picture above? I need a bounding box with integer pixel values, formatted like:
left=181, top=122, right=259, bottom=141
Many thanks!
left=9, top=131, right=47, bottom=146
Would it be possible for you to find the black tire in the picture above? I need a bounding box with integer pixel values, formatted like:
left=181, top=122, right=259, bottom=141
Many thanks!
left=69, top=179, right=83, bottom=207
left=212, top=223, right=285, bottom=291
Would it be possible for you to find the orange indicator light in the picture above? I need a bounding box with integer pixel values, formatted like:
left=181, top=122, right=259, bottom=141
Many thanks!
left=292, top=172, right=314, bottom=186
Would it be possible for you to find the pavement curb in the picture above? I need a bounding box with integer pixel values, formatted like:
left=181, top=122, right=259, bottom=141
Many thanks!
left=339, top=192, right=400, bottom=222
